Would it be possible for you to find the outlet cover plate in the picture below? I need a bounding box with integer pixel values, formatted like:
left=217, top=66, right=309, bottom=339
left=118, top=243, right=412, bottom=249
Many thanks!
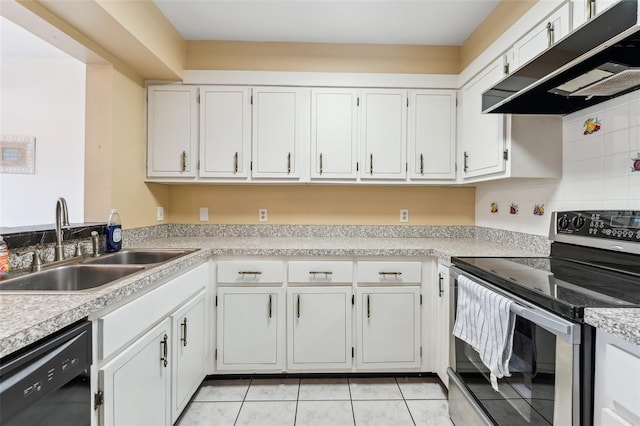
left=157, top=206, right=164, bottom=221
left=199, top=207, right=209, bottom=222
left=400, top=209, right=409, bottom=223
left=259, top=208, right=268, bottom=222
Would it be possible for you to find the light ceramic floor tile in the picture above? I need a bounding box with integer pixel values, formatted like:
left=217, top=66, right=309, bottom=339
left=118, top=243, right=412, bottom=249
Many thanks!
left=176, top=401, right=241, bottom=426
left=407, top=399, right=453, bottom=426
left=245, top=378, right=300, bottom=401
left=298, top=378, right=351, bottom=401
left=349, top=377, right=403, bottom=400
left=352, top=400, right=414, bottom=426
left=235, top=401, right=297, bottom=426
left=295, top=400, right=355, bottom=426
left=193, top=379, right=250, bottom=402
left=397, top=377, right=448, bottom=400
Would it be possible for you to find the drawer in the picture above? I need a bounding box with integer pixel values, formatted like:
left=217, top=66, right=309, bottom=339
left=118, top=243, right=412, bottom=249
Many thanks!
left=288, top=261, right=353, bottom=284
left=357, top=261, right=421, bottom=284
left=218, top=260, right=284, bottom=283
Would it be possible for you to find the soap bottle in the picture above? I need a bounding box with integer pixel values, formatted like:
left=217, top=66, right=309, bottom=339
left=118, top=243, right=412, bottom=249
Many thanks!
left=0, top=236, right=9, bottom=280
left=106, top=209, right=122, bottom=253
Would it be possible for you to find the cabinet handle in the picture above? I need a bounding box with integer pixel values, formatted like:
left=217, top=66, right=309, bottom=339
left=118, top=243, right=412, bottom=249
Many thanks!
left=319, top=153, right=323, bottom=175
left=463, top=151, right=469, bottom=172
left=181, top=318, right=188, bottom=347
left=297, top=294, right=301, bottom=318
left=438, top=273, right=444, bottom=298
left=587, top=0, right=596, bottom=19
left=268, top=294, right=272, bottom=318
left=546, top=22, right=554, bottom=47
left=238, top=271, right=262, bottom=275
left=420, top=153, right=424, bottom=175
left=234, top=152, right=238, bottom=174
left=160, top=334, right=168, bottom=367
left=370, top=154, right=373, bottom=175
left=181, top=151, right=187, bottom=172
left=367, top=295, right=371, bottom=318
left=309, top=271, right=333, bottom=276
left=379, top=271, right=402, bottom=276
left=287, top=152, right=291, bottom=174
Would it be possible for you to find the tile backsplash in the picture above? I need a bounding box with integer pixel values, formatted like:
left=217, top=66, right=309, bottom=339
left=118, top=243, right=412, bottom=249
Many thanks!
left=476, top=90, right=640, bottom=236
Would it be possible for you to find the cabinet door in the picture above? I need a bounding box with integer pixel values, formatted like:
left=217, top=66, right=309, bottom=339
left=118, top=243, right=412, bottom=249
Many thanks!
left=217, top=287, right=285, bottom=371
left=435, top=264, right=451, bottom=388
left=355, top=287, right=421, bottom=370
left=360, top=89, right=407, bottom=180
left=200, top=86, right=251, bottom=178
left=572, top=0, right=620, bottom=28
left=459, top=57, right=506, bottom=179
left=252, top=87, right=307, bottom=179
left=287, top=287, right=353, bottom=370
left=512, top=3, right=571, bottom=69
left=408, top=90, right=456, bottom=180
left=147, top=86, right=198, bottom=178
left=172, top=292, right=207, bottom=422
left=100, top=319, right=171, bottom=426
left=310, top=89, right=358, bottom=180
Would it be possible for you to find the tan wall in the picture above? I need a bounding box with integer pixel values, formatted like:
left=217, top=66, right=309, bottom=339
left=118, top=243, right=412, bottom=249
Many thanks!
left=110, top=69, right=169, bottom=228
left=187, top=41, right=460, bottom=74
left=168, top=185, right=475, bottom=225
left=460, top=0, right=537, bottom=70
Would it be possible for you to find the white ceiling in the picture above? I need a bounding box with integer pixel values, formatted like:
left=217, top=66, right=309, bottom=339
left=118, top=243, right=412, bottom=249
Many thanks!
left=153, top=0, right=501, bottom=45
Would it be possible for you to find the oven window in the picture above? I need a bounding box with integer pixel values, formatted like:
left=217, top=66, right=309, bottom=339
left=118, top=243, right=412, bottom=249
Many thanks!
left=455, top=316, right=556, bottom=425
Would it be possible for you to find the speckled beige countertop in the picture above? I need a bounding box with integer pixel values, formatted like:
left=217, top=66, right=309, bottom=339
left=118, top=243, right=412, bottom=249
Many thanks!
left=585, top=308, right=640, bottom=346
left=1, top=236, right=548, bottom=358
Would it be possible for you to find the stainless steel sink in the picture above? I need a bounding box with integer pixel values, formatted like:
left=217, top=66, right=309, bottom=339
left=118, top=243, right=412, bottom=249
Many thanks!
left=82, top=249, right=197, bottom=265
left=0, top=264, right=145, bottom=293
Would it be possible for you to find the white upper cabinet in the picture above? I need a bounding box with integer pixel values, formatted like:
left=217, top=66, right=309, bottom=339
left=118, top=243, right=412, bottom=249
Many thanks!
left=199, top=86, right=251, bottom=179
left=459, top=57, right=507, bottom=179
left=310, top=89, right=359, bottom=180
left=572, top=0, right=620, bottom=28
left=512, top=2, right=571, bottom=70
left=252, top=87, right=309, bottom=179
left=408, top=90, right=456, bottom=180
left=360, top=89, right=407, bottom=180
left=147, top=86, right=198, bottom=178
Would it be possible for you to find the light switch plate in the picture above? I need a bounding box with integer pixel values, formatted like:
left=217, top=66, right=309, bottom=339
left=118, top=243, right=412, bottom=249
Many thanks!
left=199, top=207, right=209, bottom=222
left=400, top=209, right=409, bottom=223
left=259, top=208, right=268, bottom=222
left=157, top=206, right=164, bottom=221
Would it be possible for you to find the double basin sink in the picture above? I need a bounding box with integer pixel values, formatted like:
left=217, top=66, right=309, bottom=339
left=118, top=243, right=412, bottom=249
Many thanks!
left=0, top=249, right=198, bottom=293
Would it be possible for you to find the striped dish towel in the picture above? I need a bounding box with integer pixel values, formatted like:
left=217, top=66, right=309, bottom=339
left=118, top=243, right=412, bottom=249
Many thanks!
left=453, top=275, right=516, bottom=391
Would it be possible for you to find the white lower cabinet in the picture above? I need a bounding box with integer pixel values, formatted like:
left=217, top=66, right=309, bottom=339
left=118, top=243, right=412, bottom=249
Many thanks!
left=171, top=292, right=207, bottom=423
left=100, top=318, right=172, bottom=426
left=355, top=286, right=421, bottom=370
left=287, top=287, right=353, bottom=370
left=216, top=287, right=285, bottom=371
left=435, top=264, right=451, bottom=388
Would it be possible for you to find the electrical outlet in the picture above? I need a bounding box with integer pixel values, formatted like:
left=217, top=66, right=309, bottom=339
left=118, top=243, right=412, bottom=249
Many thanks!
left=400, top=209, right=409, bottom=223
left=199, top=207, right=209, bottom=222
left=157, top=206, right=164, bottom=221
left=259, top=208, right=268, bottom=222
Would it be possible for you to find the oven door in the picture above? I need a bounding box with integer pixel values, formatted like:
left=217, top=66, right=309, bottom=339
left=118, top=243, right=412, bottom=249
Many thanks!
left=447, top=267, right=581, bottom=426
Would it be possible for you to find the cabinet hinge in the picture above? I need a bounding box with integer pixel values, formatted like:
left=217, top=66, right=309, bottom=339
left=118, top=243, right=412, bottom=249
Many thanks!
left=503, top=149, right=509, bottom=161
left=94, top=390, right=104, bottom=410
left=356, top=162, right=359, bottom=172
left=352, top=347, right=355, bottom=358
left=197, top=160, right=200, bottom=171
left=357, top=97, right=360, bottom=107
left=420, top=294, right=422, bottom=305
left=197, top=94, right=200, bottom=104
left=407, top=98, right=409, bottom=107
left=250, top=161, right=253, bottom=171
left=420, top=347, right=423, bottom=357
left=215, top=349, right=218, bottom=360
left=352, top=294, right=355, bottom=306
left=406, top=162, right=408, bottom=172
left=455, top=95, right=458, bottom=107
left=250, top=95, right=253, bottom=105
left=215, top=296, right=218, bottom=307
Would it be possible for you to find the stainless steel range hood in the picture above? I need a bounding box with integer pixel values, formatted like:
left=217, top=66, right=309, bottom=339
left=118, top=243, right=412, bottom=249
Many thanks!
left=483, top=0, right=640, bottom=115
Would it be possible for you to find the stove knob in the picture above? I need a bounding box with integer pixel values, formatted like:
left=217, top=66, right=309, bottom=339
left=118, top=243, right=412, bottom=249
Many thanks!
left=558, top=217, right=570, bottom=230
left=572, top=216, right=586, bottom=229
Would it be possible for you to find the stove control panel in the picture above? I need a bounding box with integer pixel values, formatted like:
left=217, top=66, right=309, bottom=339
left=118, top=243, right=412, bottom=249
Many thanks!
left=555, top=210, right=640, bottom=242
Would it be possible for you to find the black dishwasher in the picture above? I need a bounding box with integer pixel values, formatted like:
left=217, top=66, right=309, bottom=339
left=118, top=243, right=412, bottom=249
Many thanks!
left=0, top=320, right=92, bottom=426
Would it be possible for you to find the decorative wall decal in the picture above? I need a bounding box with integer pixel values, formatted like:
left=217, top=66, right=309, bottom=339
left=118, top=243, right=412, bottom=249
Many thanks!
left=533, top=204, right=545, bottom=216
left=632, top=153, right=640, bottom=173
left=490, top=202, right=499, bottom=214
left=510, top=203, right=519, bottom=215
left=0, top=136, right=36, bottom=174
left=583, top=117, right=601, bottom=135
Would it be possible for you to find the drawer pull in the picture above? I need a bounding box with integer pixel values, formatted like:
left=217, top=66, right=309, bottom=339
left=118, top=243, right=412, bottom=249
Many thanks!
left=309, top=271, right=333, bottom=276
left=160, top=334, right=168, bottom=367
left=181, top=318, right=188, bottom=347
left=379, top=272, right=402, bottom=276
left=238, top=271, right=262, bottom=275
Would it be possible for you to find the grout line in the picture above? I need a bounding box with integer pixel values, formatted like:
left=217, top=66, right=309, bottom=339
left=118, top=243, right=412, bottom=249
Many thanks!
left=396, top=377, right=417, bottom=426
left=294, top=378, right=301, bottom=425
left=233, top=377, right=253, bottom=426
left=348, top=378, right=357, bottom=426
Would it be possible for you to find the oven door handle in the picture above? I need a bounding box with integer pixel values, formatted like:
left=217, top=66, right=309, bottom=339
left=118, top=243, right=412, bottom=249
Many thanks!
left=509, top=303, right=573, bottom=339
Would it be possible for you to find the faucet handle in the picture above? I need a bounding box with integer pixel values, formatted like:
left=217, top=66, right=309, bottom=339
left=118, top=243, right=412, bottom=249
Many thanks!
left=75, top=242, right=83, bottom=257
left=18, top=250, right=43, bottom=272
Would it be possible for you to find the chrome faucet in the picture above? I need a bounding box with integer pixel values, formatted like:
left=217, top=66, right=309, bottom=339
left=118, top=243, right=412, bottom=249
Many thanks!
left=54, top=197, right=70, bottom=261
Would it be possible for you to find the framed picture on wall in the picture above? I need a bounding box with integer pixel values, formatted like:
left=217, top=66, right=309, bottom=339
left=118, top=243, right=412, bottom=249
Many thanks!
left=0, top=135, right=36, bottom=174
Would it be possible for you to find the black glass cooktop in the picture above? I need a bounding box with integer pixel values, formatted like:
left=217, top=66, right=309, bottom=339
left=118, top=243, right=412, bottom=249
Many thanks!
left=452, top=253, right=640, bottom=320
